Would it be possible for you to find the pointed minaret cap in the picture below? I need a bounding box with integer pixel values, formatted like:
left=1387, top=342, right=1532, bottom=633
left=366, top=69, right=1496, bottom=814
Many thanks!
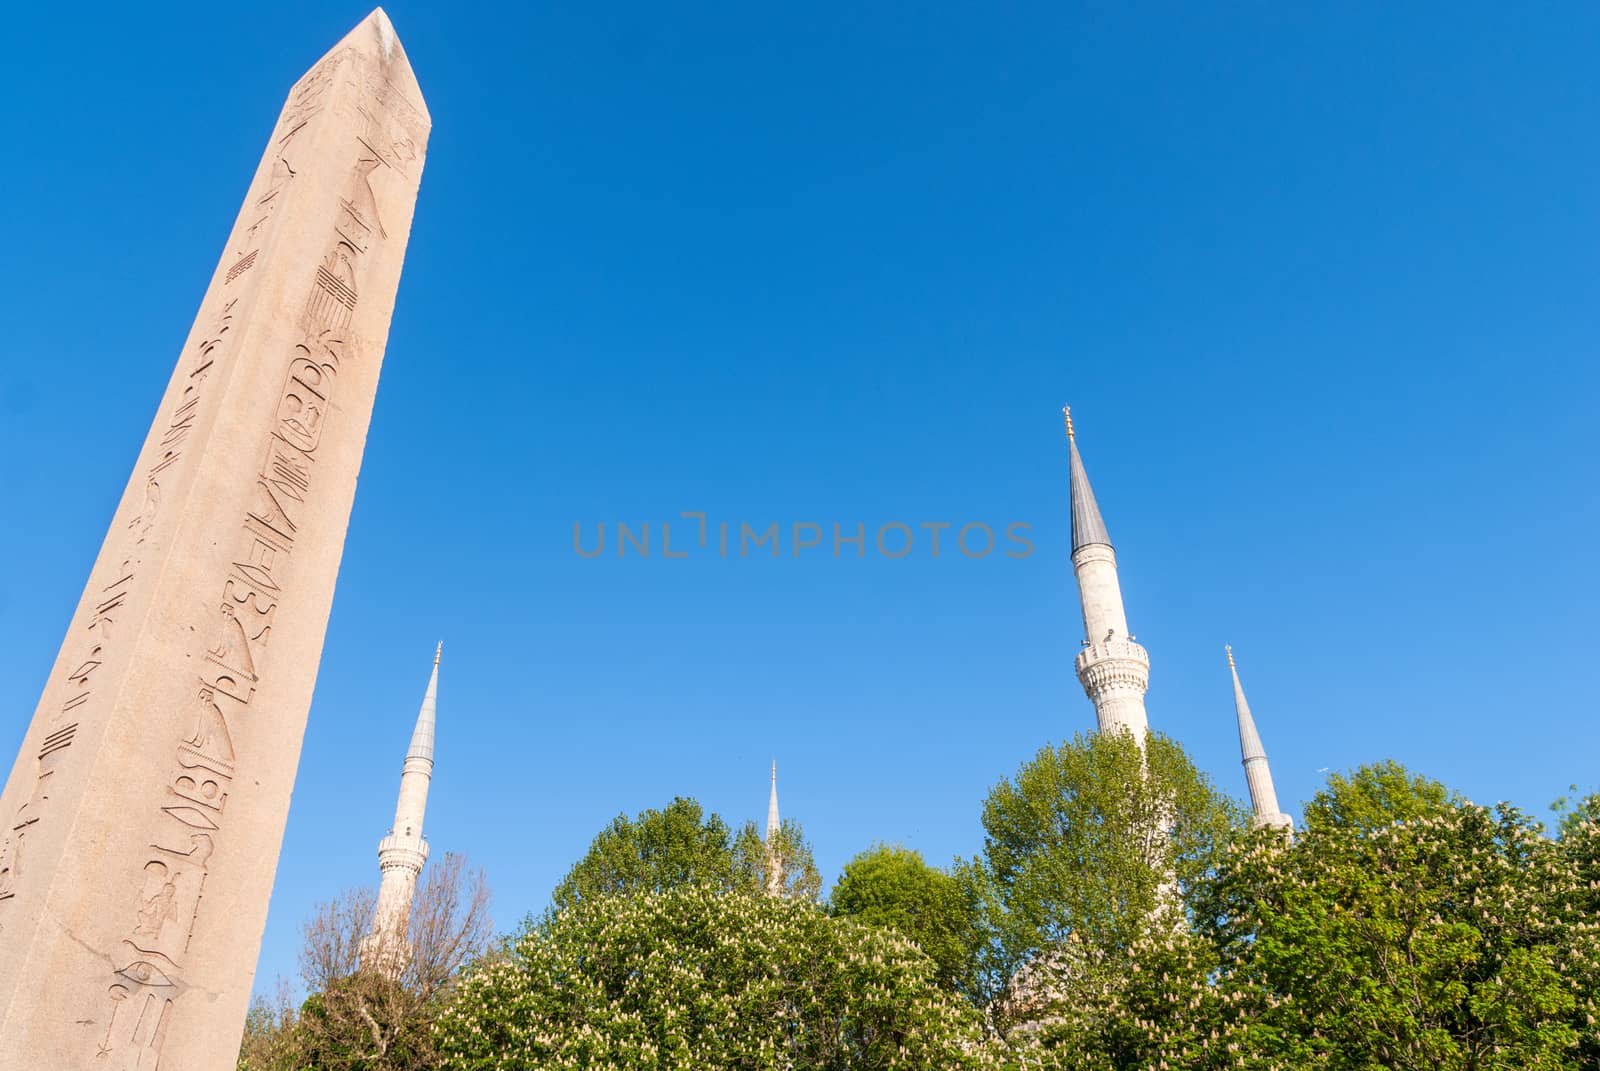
left=406, top=642, right=441, bottom=762
left=1064, top=407, right=1112, bottom=552
left=766, top=760, right=781, bottom=839
left=1227, top=645, right=1267, bottom=762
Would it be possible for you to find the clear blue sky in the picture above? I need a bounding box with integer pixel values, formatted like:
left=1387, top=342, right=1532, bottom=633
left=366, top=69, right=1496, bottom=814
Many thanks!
left=2, top=2, right=1597, bottom=996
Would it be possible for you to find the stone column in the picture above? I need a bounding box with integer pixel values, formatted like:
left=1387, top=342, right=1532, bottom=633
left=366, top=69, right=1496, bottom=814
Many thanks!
left=0, top=10, right=429, bottom=1066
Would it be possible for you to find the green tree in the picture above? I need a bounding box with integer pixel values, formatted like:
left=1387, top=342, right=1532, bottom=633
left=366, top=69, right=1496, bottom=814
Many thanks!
left=978, top=730, right=1243, bottom=980
left=1550, top=786, right=1600, bottom=837
left=829, top=844, right=986, bottom=1000
left=552, top=797, right=820, bottom=910
left=733, top=817, right=823, bottom=900
left=1206, top=792, right=1588, bottom=1070
left=1553, top=795, right=1600, bottom=1067
left=237, top=978, right=302, bottom=1071
left=434, top=886, right=996, bottom=1070
left=1301, top=758, right=1459, bottom=834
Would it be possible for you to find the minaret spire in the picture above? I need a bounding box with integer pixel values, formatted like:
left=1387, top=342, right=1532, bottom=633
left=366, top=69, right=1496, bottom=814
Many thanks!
left=1065, top=407, right=1112, bottom=553
left=766, top=760, right=780, bottom=839
left=1064, top=408, right=1150, bottom=740
left=1227, top=646, right=1293, bottom=833
left=361, top=644, right=442, bottom=974
left=764, top=761, right=783, bottom=896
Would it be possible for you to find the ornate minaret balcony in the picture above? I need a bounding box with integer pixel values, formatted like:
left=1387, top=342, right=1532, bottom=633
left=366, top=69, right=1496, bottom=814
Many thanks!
left=1074, top=637, right=1151, bottom=692
left=376, top=833, right=429, bottom=875
left=1074, top=637, right=1151, bottom=737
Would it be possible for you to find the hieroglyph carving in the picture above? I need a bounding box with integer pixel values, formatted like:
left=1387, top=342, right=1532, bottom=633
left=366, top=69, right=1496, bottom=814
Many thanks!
left=0, top=296, right=236, bottom=908
left=96, top=50, right=422, bottom=1067
left=0, top=49, right=344, bottom=921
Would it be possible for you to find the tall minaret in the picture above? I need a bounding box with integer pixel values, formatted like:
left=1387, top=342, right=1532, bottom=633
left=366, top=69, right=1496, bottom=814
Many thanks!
left=1065, top=407, right=1151, bottom=740
left=361, top=643, right=441, bottom=974
left=764, top=760, right=783, bottom=896
left=1227, top=646, right=1293, bottom=833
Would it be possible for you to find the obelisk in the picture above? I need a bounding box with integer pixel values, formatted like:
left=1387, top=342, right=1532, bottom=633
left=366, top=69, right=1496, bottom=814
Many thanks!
left=0, top=10, right=429, bottom=1066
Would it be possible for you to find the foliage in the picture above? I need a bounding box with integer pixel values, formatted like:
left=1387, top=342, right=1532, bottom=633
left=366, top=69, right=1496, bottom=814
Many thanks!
left=1553, top=800, right=1600, bottom=1068
left=238, top=977, right=303, bottom=1071
left=996, top=927, right=1244, bottom=1071
left=829, top=844, right=986, bottom=1001
left=246, top=748, right=1600, bottom=1071
left=434, top=885, right=994, bottom=1070
left=978, top=730, right=1243, bottom=980
left=551, top=796, right=820, bottom=910
left=1301, top=758, right=1459, bottom=835
left=1550, top=786, right=1600, bottom=838
left=734, top=817, right=824, bottom=901
left=1203, top=796, right=1594, bottom=1071
left=236, top=853, right=492, bottom=1071
left=994, top=757, right=1600, bottom=1071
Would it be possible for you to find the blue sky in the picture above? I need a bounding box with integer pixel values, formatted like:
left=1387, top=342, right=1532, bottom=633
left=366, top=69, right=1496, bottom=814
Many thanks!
left=2, top=2, right=1598, bottom=996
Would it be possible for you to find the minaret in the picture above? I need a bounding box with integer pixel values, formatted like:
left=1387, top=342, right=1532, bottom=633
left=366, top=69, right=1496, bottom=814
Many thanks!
left=1227, top=646, right=1293, bottom=833
left=361, top=643, right=441, bottom=974
left=764, top=760, right=783, bottom=896
left=1065, top=407, right=1151, bottom=740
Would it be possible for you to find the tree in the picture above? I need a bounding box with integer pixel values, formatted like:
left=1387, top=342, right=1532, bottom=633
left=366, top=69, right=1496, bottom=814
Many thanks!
left=978, top=730, right=1243, bottom=981
left=552, top=796, right=820, bottom=910
left=433, top=885, right=996, bottom=1070
left=733, top=817, right=823, bottom=901
left=1205, top=795, right=1589, bottom=1071
left=1301, top=758, right=1459, bottom=834
left=996, top=926, right=1242, bottom=1071
left=829, top=844, right=986, bottom=1000
left=1550, top=786, right=1600, bottom=837
left=1553, top=794, right=1600, bottom=1067
left=237, top=852, right=493, bottom=1071
left=238, top=977, right=303, bottom=1071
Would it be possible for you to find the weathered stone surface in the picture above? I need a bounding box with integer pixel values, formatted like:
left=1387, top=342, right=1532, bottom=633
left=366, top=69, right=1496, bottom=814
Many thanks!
left=0, top=10, right=428, bottom=1066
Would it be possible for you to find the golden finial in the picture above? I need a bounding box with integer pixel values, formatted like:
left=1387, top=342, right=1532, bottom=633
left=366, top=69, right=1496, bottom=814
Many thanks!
left=1225, top=644, right=1235, bottom=670
left=1062, top=405, right=1075, bottom=441
left=434, top=641, right=443, bottom=666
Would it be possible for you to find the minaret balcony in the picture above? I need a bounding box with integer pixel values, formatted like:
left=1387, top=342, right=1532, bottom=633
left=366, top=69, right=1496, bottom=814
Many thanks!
left=1075, top=637, right=1150, bottom=672
left=1075, top=637, right=1151, bottom=699
left=377, top=833, right=429, bottom=873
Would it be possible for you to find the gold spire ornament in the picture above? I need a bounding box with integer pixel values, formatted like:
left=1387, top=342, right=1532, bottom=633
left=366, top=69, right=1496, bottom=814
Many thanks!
left=1063, top=405, right=1075, bottom=441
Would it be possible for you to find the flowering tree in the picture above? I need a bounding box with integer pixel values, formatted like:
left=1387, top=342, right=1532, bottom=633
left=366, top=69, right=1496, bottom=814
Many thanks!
left=1001, top=762, right=1600, bottom=1071
left=1204, top=795, right=1593, bottom=1070
left=433, top=885, right=995, bottom=1070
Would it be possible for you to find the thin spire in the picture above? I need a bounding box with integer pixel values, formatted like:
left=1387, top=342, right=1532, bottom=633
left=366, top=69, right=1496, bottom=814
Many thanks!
left=1228, top=645, right=1266, bottom=762
left=406, top=643, right=440, bottom=762
left=1064, top=406, right=1112, bottom=552
left=1227, top=646, right=1293, bottom=833
left=766, top=760, right=780, bottom=839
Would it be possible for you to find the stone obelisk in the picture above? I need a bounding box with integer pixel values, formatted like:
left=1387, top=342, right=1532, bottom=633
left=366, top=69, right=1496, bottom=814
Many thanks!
left=0, top=10, right=428, bottom=1066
